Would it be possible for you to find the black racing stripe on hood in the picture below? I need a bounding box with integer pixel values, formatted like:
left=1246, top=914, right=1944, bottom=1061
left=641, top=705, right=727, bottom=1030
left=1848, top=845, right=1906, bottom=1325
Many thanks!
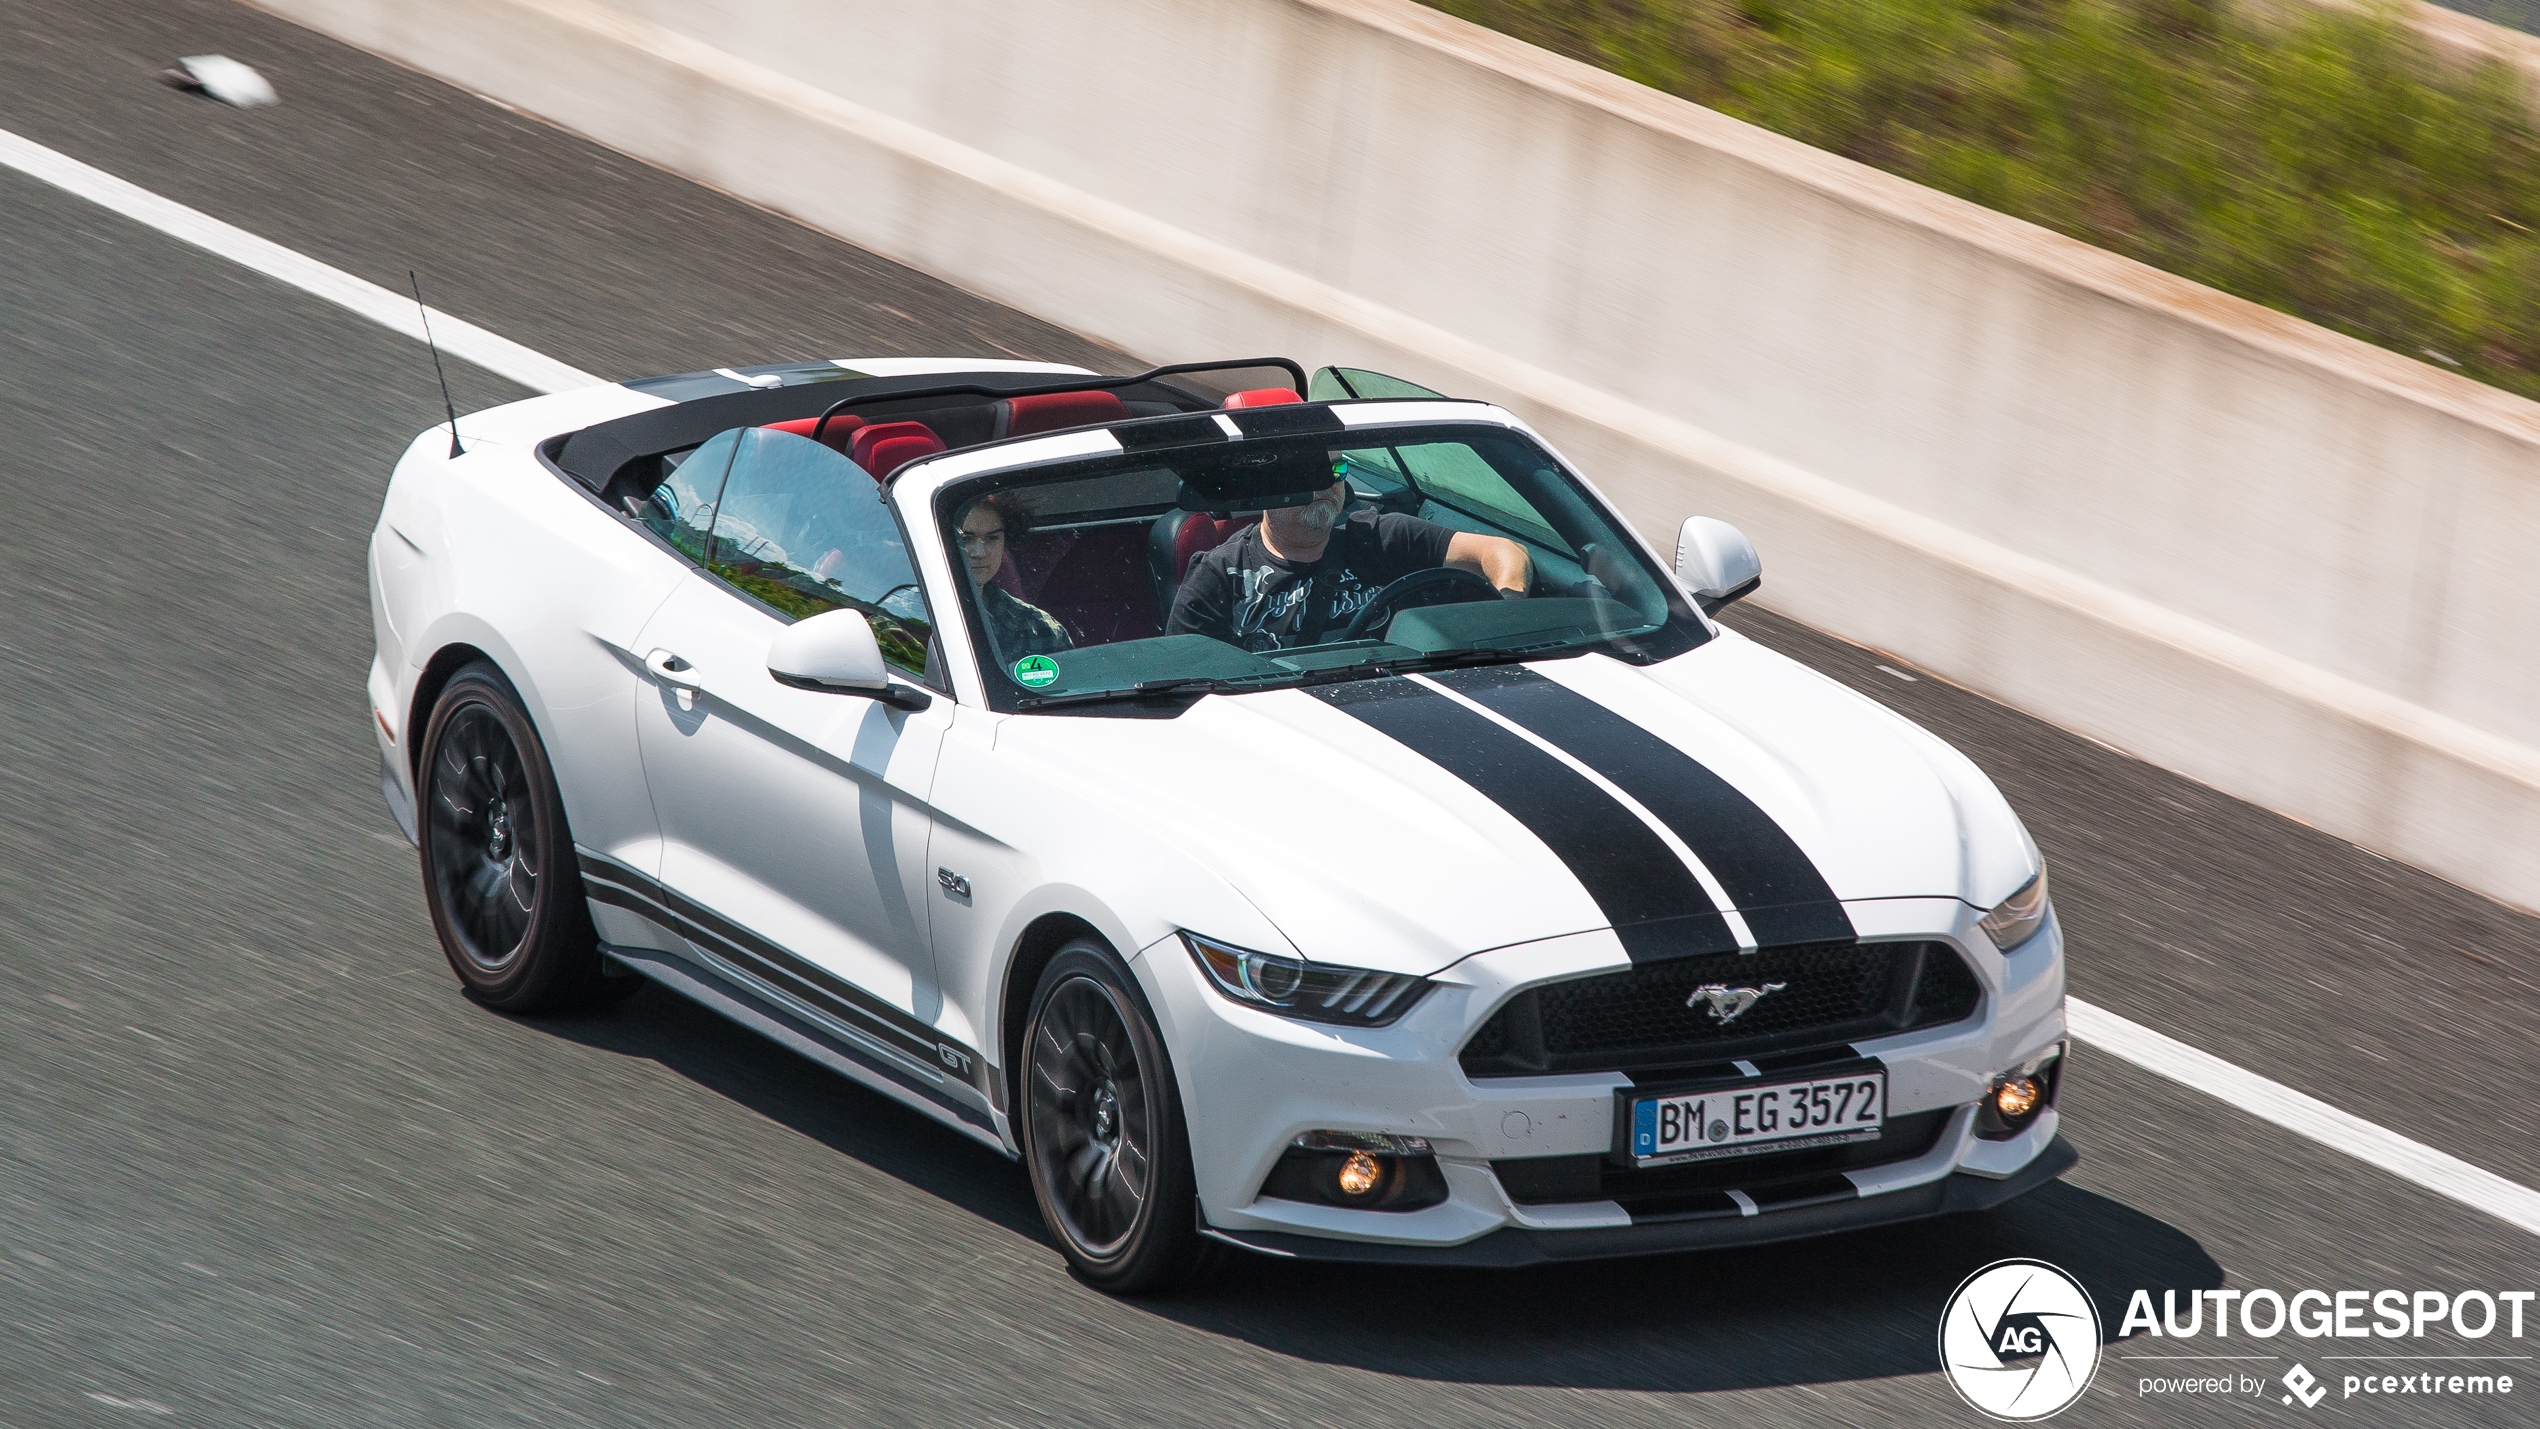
left=1309, top=678, right=1735, bottom=961
left=1429, top=665, right=1856, bottom=946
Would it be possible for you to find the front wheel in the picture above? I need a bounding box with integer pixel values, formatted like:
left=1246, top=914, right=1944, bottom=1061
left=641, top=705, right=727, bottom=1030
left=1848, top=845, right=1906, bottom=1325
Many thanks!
left=415, top=661, right=613, bottom=1013
left=1021, top=941, right=1216, bottom=1294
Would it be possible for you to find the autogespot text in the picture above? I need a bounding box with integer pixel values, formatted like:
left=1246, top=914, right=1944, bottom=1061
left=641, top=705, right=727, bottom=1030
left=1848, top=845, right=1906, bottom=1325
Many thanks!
left=2123, top=1288, right=2525, bottom=1407
left=2119, top=1287, right=2533, bottom=1340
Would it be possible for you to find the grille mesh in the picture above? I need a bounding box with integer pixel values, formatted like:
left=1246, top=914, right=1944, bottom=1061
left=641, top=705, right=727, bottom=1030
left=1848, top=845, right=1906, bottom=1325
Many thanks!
left=1462, top=940, right=1982, bottom=1078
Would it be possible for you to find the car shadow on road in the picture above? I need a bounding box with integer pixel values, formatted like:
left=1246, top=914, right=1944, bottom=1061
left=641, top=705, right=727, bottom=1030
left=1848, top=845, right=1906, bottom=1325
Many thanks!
left=521, top=984, right=2212, bottom=1396
left=514, top=979, right=1055, bottom=1247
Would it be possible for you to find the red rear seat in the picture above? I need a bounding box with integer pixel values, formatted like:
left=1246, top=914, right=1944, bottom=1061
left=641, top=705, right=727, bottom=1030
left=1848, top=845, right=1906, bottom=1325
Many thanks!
left=1222, top=388, right=1301, bottom=408
left=851, top=421, right=946, bottom=479
left=992, top=390, right=1129, bottom=439
left=762, top=415, right=866, bottom=453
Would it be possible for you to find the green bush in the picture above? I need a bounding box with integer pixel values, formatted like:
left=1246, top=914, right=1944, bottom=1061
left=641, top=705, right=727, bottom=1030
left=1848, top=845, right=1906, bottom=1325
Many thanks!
left=1428, top=0, right=2540, bottom=399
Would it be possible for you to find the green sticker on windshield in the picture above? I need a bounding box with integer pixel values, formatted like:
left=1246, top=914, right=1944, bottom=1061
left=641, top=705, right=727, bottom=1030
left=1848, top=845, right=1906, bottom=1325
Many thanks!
left=1012, top=654, right=1060, bottom=688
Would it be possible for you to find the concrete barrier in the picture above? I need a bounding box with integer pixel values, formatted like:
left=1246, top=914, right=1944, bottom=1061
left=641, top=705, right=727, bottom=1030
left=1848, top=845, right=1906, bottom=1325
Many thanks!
left=252, top=0, right=2540, bottom=911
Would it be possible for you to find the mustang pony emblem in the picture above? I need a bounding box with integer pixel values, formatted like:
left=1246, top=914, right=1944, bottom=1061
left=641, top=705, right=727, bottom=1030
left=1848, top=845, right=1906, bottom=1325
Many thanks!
left=1687, top=981, right=1788, bottom=1024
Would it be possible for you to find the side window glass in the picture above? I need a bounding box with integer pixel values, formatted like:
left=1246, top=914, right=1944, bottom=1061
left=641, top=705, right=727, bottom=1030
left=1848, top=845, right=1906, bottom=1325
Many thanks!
left=1379, top=441, right=1573, bottom=555
left=1308, top=366, right=1446, bottom=401
left=704, top=428, right=935, bottom=678
left=636, top=429, right=742, bottom=562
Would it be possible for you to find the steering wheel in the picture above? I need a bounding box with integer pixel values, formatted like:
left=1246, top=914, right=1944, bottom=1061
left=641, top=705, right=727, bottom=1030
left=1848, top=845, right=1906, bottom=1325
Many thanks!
left=1339, top=565, right=1501, bottom=642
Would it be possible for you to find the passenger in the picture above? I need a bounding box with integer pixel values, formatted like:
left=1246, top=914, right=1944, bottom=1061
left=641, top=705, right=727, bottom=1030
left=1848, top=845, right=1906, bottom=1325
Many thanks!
left=957, top=492, right=1073, bottom=659
left=1167, top=457, right=1531, bottom=651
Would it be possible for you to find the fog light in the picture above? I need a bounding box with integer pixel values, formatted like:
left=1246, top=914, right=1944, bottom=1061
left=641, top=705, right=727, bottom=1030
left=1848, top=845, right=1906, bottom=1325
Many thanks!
left=1260, top=1135, right=1451, bottom=1212
left=1975, top=1047, right=2063, bottom=1140
left=1335, top=1150, right=1382, bottom=1199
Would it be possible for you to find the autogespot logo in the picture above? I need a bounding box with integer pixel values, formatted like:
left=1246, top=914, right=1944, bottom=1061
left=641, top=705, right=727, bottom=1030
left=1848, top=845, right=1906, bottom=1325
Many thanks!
left=1940, top=1259, right=2105, bottom=1420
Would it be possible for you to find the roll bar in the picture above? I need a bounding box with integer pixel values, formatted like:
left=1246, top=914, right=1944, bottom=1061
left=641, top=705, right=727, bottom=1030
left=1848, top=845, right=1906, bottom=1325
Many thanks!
left=810, top=357, right=1308, bottom=448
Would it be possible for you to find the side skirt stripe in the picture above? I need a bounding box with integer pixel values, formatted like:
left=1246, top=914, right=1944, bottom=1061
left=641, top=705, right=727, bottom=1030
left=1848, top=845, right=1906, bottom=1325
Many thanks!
left=1430, top=666, right=1856, bottom=946
left=1307, top=679, right=1735, bottom=961
left=576, top=852, right=985, bottom=1092
left=603, top=943, right=1001, bottom=1140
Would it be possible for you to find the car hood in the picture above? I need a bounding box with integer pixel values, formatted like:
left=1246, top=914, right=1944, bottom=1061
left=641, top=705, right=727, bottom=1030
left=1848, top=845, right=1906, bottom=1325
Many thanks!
left=992, top=632, right=2034, bottom=975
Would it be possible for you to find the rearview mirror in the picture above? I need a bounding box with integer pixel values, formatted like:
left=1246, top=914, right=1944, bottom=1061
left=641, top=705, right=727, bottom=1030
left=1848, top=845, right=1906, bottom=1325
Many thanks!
left=767, top=608, right=931, bottom=710
left=1176, top=444, right=1336, bottom=512
left=1675, top=517, right=1762, bottom=614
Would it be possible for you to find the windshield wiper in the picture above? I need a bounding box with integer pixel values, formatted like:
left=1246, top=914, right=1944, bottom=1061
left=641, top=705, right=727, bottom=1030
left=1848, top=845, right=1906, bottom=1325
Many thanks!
left=1363, top=638, right=1580, bottom=677
left=1014, top=672, right=1300, bottom=711
left=1013, top=640, right=1582, bottom=711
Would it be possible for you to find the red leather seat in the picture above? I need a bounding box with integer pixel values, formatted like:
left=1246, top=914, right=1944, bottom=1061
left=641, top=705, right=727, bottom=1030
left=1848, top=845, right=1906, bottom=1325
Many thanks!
left=1146, top=510, right=1252, bottom=627
left=991, top=390, right=1129, bottom=439
left=1222, top=388, right=1301, bottom=408
left=761, top=415, right=865, bottom=453
left=850, top=421, right=945, bottom=479
left=862, top=434, right=945, bottom=480
left=1173, top=513, right=1249, bottom=579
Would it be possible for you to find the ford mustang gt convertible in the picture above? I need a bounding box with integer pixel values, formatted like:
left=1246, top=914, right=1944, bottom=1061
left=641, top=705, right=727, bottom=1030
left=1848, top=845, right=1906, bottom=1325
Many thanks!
left=366, top=355, right=2073, bottom=1292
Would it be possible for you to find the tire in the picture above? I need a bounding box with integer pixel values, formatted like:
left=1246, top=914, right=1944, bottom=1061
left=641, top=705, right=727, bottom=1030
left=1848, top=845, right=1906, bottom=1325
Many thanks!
left=415, top=661, right=612, bottom=1013
left=1020, top=940, right=1218, bottom=1294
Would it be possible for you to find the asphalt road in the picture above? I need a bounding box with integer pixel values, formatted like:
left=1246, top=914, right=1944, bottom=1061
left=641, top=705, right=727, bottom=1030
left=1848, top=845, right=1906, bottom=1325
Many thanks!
left=1, top=2, right=2535, bottom=1426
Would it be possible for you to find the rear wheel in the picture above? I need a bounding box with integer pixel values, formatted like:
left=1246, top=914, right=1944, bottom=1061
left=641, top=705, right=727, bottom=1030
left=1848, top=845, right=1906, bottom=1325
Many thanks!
left=416, top=661, right=613, bottom=1012
left=1021, top=940, right=1216, bottom=1294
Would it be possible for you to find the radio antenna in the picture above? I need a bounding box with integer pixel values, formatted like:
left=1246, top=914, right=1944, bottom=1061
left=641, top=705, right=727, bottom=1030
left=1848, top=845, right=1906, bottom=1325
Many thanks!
left=409, top=271, right=463, bottom=458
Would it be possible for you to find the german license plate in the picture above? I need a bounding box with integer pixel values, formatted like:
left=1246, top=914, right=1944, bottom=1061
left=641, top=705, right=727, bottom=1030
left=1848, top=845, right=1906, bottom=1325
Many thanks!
left=1625, top=1070, right=1886, bottom=1167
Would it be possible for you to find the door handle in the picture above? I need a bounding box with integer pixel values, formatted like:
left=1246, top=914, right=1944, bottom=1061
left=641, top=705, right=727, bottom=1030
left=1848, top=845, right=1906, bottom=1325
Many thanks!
left=645, top=649, right=702, bottom=688
left=646, top=648, right=703, bottom=710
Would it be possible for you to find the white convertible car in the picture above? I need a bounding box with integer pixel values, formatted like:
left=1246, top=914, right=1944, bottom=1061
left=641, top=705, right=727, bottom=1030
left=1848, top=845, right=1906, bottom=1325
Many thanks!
left=366, top=356, right=2072, bottom=1292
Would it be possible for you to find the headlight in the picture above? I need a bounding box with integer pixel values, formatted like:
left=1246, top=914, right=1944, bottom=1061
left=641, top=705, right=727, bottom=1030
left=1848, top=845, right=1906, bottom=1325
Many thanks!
left=1978, top=865, right=2052, bottom=951
left=1179, top=932, right=1433, bottom=1027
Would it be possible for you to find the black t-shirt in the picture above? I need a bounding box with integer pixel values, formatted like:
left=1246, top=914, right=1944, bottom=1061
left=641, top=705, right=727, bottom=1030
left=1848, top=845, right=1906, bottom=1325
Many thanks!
left=1166, top=510, right=1458, bottom=652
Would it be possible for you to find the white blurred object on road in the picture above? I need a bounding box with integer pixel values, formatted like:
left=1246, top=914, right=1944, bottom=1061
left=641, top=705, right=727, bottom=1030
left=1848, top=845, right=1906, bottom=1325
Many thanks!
left=169, top=55, right=278, bottom=108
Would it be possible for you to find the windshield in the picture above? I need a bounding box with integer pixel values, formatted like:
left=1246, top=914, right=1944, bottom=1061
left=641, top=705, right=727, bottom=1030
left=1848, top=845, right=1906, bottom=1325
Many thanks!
left=936, top=420, right=1708, bottom=712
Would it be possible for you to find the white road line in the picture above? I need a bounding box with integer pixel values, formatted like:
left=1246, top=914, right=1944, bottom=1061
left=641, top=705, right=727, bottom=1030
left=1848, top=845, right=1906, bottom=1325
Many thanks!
left=0, top=127, right=597, bottom=395
left=12, top=119, right=2539, bottom=1244
left=2070, top=996, right=2540, bottom=1235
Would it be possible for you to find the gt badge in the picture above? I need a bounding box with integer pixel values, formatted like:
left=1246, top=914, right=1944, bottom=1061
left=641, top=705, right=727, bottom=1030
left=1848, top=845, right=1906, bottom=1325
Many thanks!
left=1688, top=981, right=1787, bottom=1024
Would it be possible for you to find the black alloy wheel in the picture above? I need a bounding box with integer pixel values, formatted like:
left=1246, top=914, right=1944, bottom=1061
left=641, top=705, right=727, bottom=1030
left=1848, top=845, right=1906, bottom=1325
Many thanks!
left=1021, top=941, right=1214, bottom=1293
left=416, top=661, right=616, bottom=1012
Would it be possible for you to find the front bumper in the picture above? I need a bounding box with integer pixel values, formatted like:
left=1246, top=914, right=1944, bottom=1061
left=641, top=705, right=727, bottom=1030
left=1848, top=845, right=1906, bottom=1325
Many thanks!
left=1135, top=901, right=2070, bottom=1256
left=1204, top=1135, right=2077, bottom=1266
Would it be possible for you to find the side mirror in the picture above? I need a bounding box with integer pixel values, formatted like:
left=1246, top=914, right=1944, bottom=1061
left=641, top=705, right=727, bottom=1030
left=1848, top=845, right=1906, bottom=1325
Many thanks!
left=767, top=608, right=931, bottom=710
left=1675, top=516, right=1762, bottom=614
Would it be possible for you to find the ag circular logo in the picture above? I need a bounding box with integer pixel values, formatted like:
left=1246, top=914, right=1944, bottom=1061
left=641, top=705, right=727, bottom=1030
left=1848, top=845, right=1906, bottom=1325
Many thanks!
left=1938, top=1258, right=2102, bottom=1420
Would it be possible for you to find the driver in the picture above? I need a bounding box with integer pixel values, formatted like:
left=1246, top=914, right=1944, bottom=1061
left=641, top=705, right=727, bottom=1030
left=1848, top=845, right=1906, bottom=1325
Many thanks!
left=1166, top=458, right=1531, bottom=652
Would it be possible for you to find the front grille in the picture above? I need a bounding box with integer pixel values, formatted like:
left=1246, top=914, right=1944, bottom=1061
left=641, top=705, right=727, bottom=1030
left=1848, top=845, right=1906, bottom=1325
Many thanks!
left=1493, top=1108, right=1954, bottom=1219
left=1461, top=939, right=1982, bottom=1078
